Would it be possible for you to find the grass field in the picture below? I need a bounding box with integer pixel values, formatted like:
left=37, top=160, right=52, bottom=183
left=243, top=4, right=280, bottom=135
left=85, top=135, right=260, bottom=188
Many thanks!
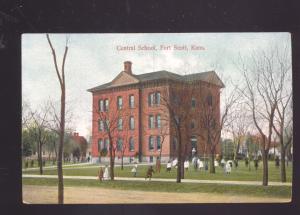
left=23, top=161, right=292, bottom=182
left=22, top=177, right=291, bottom=198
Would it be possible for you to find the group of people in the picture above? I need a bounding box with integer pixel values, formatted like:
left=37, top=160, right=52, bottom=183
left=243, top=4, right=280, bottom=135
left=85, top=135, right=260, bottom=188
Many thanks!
left=97, top=165, right=110, bottom=181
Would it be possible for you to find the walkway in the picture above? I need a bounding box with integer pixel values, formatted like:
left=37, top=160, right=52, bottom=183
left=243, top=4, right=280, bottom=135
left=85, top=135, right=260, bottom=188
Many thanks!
left=22, top=162, right=151, bottom=171
left=22, top=174, right=292, bottom=186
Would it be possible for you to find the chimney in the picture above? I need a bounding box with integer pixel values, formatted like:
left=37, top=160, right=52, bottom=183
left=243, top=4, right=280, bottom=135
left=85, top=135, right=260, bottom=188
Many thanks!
left=123, top=61, right=132, bottom=75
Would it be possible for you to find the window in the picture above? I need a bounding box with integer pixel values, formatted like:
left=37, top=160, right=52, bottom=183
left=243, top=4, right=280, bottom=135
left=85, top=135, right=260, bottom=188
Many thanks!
left=98, top=139, right=103, bottom=152
left=117, top=138, right=123, bottom=151
left=104, top=138, right=109, bottom=150
left=191, top=98, right=196, bottom=108
left=129, top=116, right=135, bottom=130
left=149, top=136, right=155, bottom=151
left=129, top=137, right=134, bottom=151
left=148, top=93, right=155, bottom=106
left=207, top=95, right=212, bottom=106
left=104, top=99, right=109, bottom=111
left=191, top=120, right=195, bottom=129
left=157, top=136, right=161, bottom=150
left=118, top=118, right=123, bottom=130
left=156, top=92, right=160, bottom=105
left=98, top=120, right=104, bottom=131
left=104, top=120, right=109, bottom=131
left=98, top=100, right=104, bottom=112
left=117, top=96, right=123, bottom=110
left=149, top=115, right=155, bottom=129
left=157, top=114, right=161, bottom=128
left=148, top=92, right=160, bottom=106
left=129, top=95, right=134, bottom=108
left=191, top=136, right=197, bottom=150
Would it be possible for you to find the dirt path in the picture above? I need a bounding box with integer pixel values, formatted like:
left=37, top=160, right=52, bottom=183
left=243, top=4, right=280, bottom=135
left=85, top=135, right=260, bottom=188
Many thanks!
left=22, top=185, right=290, bottom=204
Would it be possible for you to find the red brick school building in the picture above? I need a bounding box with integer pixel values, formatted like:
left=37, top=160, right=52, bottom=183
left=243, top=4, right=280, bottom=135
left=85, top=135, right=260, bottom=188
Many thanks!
left=88, top=61, right=224, bottom=163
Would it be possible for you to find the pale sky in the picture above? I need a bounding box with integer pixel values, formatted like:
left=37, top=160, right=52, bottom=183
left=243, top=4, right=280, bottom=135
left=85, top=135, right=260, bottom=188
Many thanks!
left=22, top=33, right=291, bottom=139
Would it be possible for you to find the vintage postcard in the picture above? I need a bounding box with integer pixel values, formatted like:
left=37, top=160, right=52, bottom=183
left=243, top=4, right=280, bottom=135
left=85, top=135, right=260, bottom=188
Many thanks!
left=22, top=33, right=292, bottom=204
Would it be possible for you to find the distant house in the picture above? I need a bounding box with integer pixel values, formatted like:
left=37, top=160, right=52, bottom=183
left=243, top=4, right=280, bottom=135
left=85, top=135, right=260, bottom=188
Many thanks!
left=71, top=132, right=88, bottom=161
left=88, top=61, right=224, bottom=163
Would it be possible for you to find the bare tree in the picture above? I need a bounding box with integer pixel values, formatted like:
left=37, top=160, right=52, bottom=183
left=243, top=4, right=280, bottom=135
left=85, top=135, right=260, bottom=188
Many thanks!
left=159, top=80, right=198, bottom=182
left=198, top=81, right=239, bottom=173
left=270, top=46, right=292, bottom=182
left=46, top=34, right=69, bottom=204
left=227, top=103, right=251, bottom=162
left=236, top=44, right=291, bottom=186
left=29, top=102, right=51, bottom=174
left=93, top=94, right=129, bottom=180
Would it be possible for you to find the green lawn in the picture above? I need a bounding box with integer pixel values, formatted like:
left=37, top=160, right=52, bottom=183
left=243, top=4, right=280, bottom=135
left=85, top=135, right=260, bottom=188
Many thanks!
left=23, top=161, right=292, bottom=182
left=22, top=178, right=291, bottom=198
left=22, top=160, right=87, bottom=168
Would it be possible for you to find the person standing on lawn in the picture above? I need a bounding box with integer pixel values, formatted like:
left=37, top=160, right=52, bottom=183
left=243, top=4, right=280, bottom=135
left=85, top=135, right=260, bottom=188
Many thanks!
left=254, top=159, right=259, bottom=171
left=103, top=165, right=110, bottom=180
left=275, top=156, right=280, bottom=168
left=145, top=166, right=155, bottom=180
left=98, top=167, right=104, bottom=181
left=166, top=160, right=172, bottom=172
left=184, top=160, right=189, bottom=171
left=131, top=163, right=138, bottom=177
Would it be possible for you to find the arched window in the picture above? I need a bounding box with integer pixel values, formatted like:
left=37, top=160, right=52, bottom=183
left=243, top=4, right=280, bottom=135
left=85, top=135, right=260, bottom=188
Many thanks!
left=129, top=95, right=134, bottom=108
left=118, top=118, right=123, bottom=130
left=156, top=114, right=161, bottom=128
left=98, top=120, right=104, bottom=131
left=98, top=100, right=104, bottom=112
left=191, top=98, right=196, bottom=108
left=129, top=137, right=134, bottom=151
left=149, top=115, right=155, bottom=128
left=149, top=136, right=155, bottom=151
left=104, top=138, right=109, bottom=150
left=129, top=116, right=135, bottom=130
left=104, top=99, right=109, bottom=111
left=190, top=136, right=197, bottom=151
left=117, top=96, right=123, bottom=109
left=98, top=139, right=103, bottom=152
left=117, top=138, right=123, bottom=151
left=157, top=136, right=161, bottom=150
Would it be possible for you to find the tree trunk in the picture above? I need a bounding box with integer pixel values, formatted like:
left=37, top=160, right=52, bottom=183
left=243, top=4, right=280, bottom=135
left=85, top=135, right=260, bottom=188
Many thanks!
left=176, top=131, right=182, bottom=183
left=121, top=153, right=124, bottom=170
left=39, top=142, right=43, bottom=175
left=57, top=89, right=65, bottom=204
left=262, top=150, right=268, bottom=186
left=180, top=159, right=185, bottom=179
left=234, top=140, right=241, bottom=161
left=280, top=149, right=286, bottom=182
left=209, top=151, right=215, bottom=173
left=109, top=139, right=114, bottom=180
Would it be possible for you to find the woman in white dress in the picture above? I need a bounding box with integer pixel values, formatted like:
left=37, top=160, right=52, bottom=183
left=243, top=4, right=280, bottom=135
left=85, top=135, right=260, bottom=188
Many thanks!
left=225, top=162, right=232, bottom=174
left=184, top=160, right=189, bottom=171
left=103, top=166, right=110, bottom=180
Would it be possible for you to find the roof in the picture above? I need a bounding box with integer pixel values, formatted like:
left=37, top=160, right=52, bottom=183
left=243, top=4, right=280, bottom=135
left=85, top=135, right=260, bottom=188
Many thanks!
left=87, top=70, right=225, bottom=93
